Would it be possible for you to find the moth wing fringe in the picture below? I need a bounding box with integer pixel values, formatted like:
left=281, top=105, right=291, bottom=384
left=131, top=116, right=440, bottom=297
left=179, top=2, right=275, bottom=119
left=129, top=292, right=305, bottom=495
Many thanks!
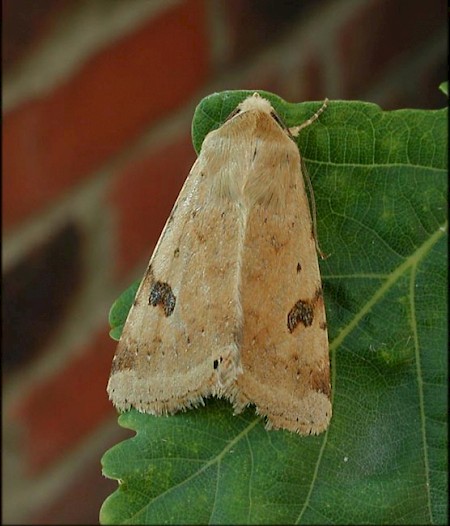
left=227, top=392, right=332, bottom=436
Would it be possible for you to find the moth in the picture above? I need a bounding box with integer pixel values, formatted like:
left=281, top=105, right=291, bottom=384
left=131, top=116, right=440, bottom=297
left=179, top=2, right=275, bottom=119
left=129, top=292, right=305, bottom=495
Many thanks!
left=107, top=92, right=331, bottom=435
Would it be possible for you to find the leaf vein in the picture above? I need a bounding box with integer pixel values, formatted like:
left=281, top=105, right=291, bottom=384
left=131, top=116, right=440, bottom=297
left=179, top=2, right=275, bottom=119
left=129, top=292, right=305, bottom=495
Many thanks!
left=409, top=262, right=433, bottom=523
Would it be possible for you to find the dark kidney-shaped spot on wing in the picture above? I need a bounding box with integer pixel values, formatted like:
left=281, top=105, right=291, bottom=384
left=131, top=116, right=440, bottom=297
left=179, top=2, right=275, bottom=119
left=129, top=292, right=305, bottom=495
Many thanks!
left=149, top=281, right=176, bottom=317
left=287, top=300, right=314, bottom=332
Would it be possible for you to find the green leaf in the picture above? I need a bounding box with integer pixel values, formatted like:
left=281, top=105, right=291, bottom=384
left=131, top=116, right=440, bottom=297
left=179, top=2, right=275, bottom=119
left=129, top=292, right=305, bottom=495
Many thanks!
left=102, top=91, right=447, bottom=525
left=438, top=81, right=448, bottom=96
left=108, top=280, right=140, bottom=341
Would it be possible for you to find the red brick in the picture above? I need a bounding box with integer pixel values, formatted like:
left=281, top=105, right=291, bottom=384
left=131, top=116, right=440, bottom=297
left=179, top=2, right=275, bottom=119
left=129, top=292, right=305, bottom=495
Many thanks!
left=10, top=328, right=117, bottom=473
left=242, top=64, right=290, bottom=101
left=296, top=55, right=327, bottom=102
left=3, top=222, right=82, bottom=372
left=369, top=52, right=447, bottom=111
left=2, top=0, right=73, bottom=71
left=249, top=54, right=326, bottom=104
left=222, top=0, right=313, bottom=64
left=34, top=422, right=131, bottom=525
left=109, top=133, right=197, bottom=276
left=338, top=0, right=446, bottom=97
left=3, top=0, right=209, bottom=230
left=416, top=56, right=448, bottom=110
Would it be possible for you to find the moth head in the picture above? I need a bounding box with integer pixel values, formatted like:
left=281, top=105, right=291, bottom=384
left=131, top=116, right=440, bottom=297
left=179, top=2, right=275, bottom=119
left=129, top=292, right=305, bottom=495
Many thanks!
left=238, top=92, right=274, bottom=115
left=226, top=93, right=290, bottom=135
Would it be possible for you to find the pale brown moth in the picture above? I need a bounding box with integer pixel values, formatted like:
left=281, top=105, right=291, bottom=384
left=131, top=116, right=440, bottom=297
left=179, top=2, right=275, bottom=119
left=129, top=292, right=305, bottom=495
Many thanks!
left=107, top=93, right=331, bottom=435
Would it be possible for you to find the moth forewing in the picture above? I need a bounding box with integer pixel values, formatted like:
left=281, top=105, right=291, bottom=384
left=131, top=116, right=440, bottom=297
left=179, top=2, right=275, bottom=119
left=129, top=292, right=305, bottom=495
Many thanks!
left=107, top=92, right=331, bottom=434
left=232, top=133, right=330, bottom=434
left=107, top=157, right=244, bottom=415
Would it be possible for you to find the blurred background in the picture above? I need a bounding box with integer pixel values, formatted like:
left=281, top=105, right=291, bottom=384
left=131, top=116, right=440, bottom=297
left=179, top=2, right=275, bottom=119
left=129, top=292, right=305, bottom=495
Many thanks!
left=2, top=0, right=446, bottom=523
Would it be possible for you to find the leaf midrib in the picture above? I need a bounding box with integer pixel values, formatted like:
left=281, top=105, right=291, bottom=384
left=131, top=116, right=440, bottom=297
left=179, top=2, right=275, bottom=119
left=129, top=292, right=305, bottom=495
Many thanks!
left=329, top=222, right=446, bottom=353
left=305, top=159, right=446, bottom=173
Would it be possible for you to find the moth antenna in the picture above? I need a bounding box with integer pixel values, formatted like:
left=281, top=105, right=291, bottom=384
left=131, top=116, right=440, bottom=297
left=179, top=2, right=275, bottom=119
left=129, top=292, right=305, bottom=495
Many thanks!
left=301, top=157, right=329, bottom=260
left=292, top=98, right=329, bottom=259
left=290, top=98, right=329, bottom=136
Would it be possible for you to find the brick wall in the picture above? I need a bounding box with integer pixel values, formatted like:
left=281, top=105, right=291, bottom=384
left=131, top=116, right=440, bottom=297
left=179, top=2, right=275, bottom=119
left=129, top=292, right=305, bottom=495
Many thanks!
left=2, top=0, right=446, bottom=523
